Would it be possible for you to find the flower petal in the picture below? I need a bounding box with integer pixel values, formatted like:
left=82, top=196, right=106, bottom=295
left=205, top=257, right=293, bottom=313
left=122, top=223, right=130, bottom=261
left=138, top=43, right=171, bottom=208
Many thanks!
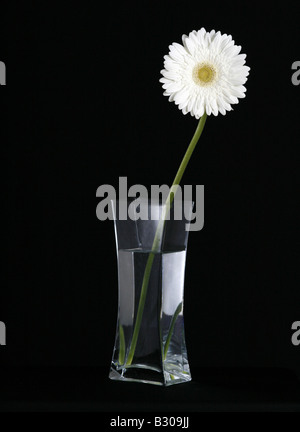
left=160, top=28, right=249, bottom=117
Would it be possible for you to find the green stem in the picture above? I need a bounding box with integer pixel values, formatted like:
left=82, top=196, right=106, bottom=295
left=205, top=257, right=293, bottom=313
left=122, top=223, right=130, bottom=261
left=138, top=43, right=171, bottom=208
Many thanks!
left=118, top=324, right=125, bottom=365
left=126, top=251, right=155, bottom=366
left=163, top=302, right=183, bottom=361
left=170, top=112, right=208, bottom=198
left=126, top=113, right=207, bottom=366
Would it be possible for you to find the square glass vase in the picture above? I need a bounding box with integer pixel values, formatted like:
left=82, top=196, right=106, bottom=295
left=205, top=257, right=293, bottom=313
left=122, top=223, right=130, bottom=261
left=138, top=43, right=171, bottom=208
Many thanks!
left=109, top=199, right=193, bottom=386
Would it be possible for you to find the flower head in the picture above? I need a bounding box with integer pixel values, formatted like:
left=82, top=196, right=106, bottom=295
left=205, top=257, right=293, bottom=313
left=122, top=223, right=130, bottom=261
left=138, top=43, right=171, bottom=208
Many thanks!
left=160, top=28, right=250, bottom=117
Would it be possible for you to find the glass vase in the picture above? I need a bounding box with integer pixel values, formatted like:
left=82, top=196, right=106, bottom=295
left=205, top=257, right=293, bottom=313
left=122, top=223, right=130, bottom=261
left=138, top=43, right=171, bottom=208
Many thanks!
left=109, top=199, right=192, bottom=386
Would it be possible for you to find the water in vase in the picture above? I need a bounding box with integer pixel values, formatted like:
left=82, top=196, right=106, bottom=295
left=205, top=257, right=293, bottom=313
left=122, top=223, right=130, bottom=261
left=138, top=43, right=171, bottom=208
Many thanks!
left=109, top=248, right=191, bottom=386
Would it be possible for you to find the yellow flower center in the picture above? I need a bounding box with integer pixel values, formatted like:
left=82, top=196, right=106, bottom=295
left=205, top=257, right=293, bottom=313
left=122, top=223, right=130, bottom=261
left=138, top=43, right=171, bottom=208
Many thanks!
left=193, top=63, right=216, bottom=86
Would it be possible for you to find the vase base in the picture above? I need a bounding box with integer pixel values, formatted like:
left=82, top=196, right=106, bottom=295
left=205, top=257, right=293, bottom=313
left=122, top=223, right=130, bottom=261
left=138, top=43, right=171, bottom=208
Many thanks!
left=109, top=361, right=192, bottom=387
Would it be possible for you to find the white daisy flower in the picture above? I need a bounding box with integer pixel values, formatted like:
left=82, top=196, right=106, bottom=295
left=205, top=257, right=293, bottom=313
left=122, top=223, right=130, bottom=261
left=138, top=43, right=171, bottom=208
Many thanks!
left=160, top=28, right=250, bottom=117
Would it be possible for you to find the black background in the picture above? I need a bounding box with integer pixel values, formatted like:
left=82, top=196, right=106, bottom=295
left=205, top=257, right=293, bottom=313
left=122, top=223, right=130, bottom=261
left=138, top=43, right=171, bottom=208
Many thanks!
left=1, top=0, right=300, bottom=412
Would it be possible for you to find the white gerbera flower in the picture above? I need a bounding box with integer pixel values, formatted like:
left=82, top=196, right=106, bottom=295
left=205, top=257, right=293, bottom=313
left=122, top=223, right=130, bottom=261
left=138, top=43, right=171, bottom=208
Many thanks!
left=160, top=28, right=250, bottom=117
